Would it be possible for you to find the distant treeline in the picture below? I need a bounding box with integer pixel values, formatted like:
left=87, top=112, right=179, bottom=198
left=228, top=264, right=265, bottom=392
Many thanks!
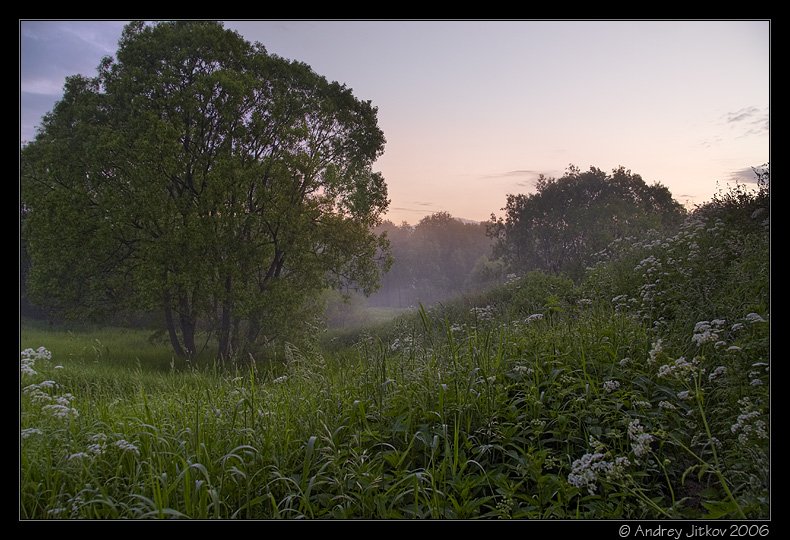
left=369, top=212, right=497, bottom=308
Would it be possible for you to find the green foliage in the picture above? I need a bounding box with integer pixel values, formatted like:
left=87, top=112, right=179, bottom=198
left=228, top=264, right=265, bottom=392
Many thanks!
left=21, top=21, right=390, bottom=361
left=583, top=180, right=769, bottom=333
left=490, top=165, right=686, bottom=279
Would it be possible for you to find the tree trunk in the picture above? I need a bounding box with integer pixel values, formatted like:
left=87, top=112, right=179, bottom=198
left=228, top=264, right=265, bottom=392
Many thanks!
left=246, top=313, right=261, bottom=349
left=231, top=315, right=241, bottom=357
left=217, top=273, right=233, bottom=360
left=163, top=293, right=186, bottom=358
left=178, top=294, right=197, bottom=358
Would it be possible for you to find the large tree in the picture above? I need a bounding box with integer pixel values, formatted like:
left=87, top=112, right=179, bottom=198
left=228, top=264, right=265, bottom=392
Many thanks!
left=21, top=21, right=390, bottom=360
left=488, top=165, right=685, bottom=279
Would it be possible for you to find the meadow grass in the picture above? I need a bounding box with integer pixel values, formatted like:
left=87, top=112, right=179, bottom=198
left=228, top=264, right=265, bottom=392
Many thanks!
left=20, top=206, right=769, bottom=519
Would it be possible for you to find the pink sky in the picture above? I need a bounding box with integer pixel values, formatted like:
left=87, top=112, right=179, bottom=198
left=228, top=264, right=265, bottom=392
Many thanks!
left=22, top=20, right=769, bottom=223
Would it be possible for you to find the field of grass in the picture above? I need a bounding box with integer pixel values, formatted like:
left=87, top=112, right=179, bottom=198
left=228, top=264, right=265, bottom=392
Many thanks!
left=20, top=201, right=769, bottom=519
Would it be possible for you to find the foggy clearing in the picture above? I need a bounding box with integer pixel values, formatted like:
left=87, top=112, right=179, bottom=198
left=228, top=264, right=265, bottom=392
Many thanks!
left=20, top=21, right=769, bottom=521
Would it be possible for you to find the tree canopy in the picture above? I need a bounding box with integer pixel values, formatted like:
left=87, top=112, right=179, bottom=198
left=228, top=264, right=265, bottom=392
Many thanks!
left=488, top=165, right=685, bottom=279
left=21, top=21, right=390, bottom=360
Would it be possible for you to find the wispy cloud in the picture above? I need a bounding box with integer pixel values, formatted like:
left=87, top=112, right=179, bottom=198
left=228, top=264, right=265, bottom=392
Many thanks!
left=728, top=166, right=766, bottom=185
left=58, top=22, right=125, bottom=56
left=480, top=169, right=541, bottom=179
left=725, top=106, right=760, bottom=123
left=699, top=136, right=723, bottom=149
left=391, top=206, right=441, bottom=214
left=413, top=201, right=434, bottom=207
left=722, top=106, right=769, bottom=137
left=21, top=77, right=64, bottom=96
left=479, top=169, right=560, bottom=192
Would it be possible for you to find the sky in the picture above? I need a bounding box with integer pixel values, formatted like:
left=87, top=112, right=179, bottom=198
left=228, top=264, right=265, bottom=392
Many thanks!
left=20, top=20, right=769, bottom=224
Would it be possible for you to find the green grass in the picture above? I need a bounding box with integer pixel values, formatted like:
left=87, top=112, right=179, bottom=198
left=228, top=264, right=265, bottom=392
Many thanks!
left=20, top=321, right=218, bottom=373
left=20, top=203, right=769, bottom=519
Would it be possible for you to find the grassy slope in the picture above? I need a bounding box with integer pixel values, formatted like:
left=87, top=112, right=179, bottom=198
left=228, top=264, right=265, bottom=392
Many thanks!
left=20, top=204, right=769, bottom=519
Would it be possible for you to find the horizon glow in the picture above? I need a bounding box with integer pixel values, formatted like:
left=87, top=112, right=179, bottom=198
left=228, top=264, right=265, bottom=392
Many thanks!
left=21, top=20, right=769, bottom=224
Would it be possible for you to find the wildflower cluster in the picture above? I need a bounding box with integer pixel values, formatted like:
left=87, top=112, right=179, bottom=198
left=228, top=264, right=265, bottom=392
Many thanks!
left=691, top=319, right=726, bottom=347
left=469, top=305, right=496, bottom=321
left=730, top=398, right=768, bottom=444
left=628, top=419, right=654, bottom=458
left=657, top=356, right=701, bottom=382
left=568, top=453, right=630, bottom=495
left=21, top=346, right=51, bottom=377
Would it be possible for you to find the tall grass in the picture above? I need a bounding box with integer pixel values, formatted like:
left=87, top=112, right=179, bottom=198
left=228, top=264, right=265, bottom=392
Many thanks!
left=20, top=197, right=769, bottom=519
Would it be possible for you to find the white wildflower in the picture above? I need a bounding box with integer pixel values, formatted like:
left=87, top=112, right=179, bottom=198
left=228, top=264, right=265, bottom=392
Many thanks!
left=603, top=380, right=620, bottom=393
left=87, top=444, right=105, bottom=456
left=54, top=365, right=64, bottom=370
left=619, top=357, right=631, bottom=367
left=272, top=375, right=288, bottom=384
left=21, top=346, right=52, bottom=362
left=513, top=364, right=533, bottom=375
left=731, top=323, right=745, bottom=332
left=658, top=401, right=676, bottom=411
left=68, top=452, right=90, bottom=461
left=634, top=401, right=652, bottom=408
left=42, top=404, right=79, bottom=420
left=677, top=390, right=692, bottom=401
left=745, top=313, right=766, bottom=324
left=691, top=321, right=718, bottom=346
left=89, top=433, right=108, bottom=443
left=470, top=305, right=496, bottom=321
left=708, top=366, right=727, bottom=381
left=647, top=339, right=664, bottom=365
left=714, top=341, right=727, bottom=349
left=567, top=452, right=630, bottom=495
left=54, top=394, right=75, bottom=406
left=25, top=387, right=52, bottom=404
left=577, top=298, right=593, bottom=307
left=751, top=379, right=763, bottom=386
left=21, top=364, right=37, bottom=376
left=525, top=313, right=544, bottom=323
left=658, top=357, right=700, bottom=381
left=751, top=362, right=769, bottom=368
left=37, top=380, right=58, bottom=389
left=694, top=321, right=710, bottom=333
left=628, top=419, right=654, bottom=458
left=727, top=346, right=742, bottom=352
left=113, top=439, right=140, bottom=455
left=731, top=399, right=768, bottom=444
left=21, top=427, right=43, bottom=439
